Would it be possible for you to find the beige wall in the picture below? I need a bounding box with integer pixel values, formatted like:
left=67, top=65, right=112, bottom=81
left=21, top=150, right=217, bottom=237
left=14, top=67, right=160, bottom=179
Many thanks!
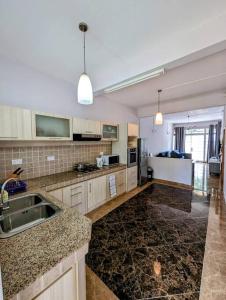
left=0, top=142, right=111, bottom=180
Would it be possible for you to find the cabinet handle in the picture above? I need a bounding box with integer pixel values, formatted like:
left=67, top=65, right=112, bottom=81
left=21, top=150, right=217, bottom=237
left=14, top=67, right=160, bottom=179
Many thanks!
left=71, top=191, right=82, bottom=196
left=89, top=183, right=91, bottom=193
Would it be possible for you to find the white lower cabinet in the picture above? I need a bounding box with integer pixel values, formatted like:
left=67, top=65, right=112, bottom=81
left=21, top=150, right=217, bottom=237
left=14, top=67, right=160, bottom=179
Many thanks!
left=48, top=188, right=63, bottom=202
left=87, top=175, right=107, bottom=212
left=63, top=182, right=87, bottom=214
left=34, top=267, right=77, bottom=300
left=48, top=170, right=127, bottom=214
left=33, top=245, right=88, bottom=300
left=127, top=166, right=138, bottom=191
left=48, top=182, right=87, bottom=215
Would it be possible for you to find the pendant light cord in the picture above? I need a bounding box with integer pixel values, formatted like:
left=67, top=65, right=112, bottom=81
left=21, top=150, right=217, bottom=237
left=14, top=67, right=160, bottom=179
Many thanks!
left=83, top=31, right=86, bottom=73
left=157, top=89, right=162, bottom=112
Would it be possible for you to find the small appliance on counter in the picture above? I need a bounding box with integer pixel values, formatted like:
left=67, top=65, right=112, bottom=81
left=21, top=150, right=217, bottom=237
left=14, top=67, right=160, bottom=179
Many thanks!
left=102, top=154, right=119, bottom=166
left=96, top=157, right=103, bottom=168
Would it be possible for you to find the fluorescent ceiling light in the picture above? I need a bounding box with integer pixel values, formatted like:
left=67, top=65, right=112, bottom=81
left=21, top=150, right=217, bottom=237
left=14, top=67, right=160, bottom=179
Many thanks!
left=104, top=68, right=165, bottom=93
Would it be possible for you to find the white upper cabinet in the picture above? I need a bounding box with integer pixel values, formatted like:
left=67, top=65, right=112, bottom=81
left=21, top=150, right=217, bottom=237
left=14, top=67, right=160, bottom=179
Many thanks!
left=101, top=122, right=119, bottom=141
left=128, top=123, right=139, bottom=137
left=32, top=112, right=72, bottom=140
left=0, top=104, right=32, bottom=140
left=73, top=118, right=101, bottom=135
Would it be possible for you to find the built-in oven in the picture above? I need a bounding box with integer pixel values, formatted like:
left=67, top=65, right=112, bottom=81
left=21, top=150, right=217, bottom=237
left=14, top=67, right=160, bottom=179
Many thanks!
left=127, top=148, right=137, bottom=167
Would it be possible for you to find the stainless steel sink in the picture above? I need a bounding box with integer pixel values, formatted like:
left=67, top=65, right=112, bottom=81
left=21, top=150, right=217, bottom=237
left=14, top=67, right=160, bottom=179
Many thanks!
left=0, top=194, right=62, bottom=238
left=4, top=193, right=45, bottom=214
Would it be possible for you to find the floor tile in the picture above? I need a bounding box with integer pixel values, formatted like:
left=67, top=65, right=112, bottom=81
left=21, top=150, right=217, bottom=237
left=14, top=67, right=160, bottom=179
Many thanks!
left=86, top=183, right=209, bottom=299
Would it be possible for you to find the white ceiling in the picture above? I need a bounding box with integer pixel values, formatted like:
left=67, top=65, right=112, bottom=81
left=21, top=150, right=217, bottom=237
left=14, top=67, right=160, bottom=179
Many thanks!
left=0, top=0, right=226, bottom=95
left=164, top=106, right=224, bottom=124
left=98, top=49, right=226, bottom=108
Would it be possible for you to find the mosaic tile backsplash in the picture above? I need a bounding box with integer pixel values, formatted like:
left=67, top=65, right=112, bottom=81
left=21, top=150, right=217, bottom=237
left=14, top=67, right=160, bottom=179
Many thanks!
left=0, top=142, right=112, bottom=180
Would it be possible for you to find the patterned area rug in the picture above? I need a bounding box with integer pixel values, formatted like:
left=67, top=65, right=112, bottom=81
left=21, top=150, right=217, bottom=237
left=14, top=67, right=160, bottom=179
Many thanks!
left=86, top=184, right=210, bottom=300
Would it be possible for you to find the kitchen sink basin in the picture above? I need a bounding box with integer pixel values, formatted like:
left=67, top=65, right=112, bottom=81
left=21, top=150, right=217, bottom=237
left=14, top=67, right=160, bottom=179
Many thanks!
left=0, top=194, right=62, bottom=238
left=4, top=193, right=45, bottom=214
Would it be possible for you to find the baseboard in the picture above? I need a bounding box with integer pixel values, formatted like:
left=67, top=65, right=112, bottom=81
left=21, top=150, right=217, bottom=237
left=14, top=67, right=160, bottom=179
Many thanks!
left=152, top=178, right=192, bottom=190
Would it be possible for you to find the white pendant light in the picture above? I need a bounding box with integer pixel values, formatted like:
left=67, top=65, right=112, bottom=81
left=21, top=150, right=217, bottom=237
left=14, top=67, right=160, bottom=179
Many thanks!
left=77, top=22, right=93, bottom=105
left=155, top=89, right=163, bottom=125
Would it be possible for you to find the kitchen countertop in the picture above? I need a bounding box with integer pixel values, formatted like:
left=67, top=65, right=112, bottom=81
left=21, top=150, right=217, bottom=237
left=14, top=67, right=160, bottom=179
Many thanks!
left=0, top=164, right=127, bottom=300
left=27, top=163, right=127, bottom=192
left=0, top=191, right=92, bottom=300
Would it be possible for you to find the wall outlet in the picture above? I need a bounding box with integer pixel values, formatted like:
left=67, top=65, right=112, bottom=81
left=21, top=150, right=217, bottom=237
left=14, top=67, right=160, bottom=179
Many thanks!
left=12, top=159, right=23, bottom=165
left=47, top=155, right=55, bottom=161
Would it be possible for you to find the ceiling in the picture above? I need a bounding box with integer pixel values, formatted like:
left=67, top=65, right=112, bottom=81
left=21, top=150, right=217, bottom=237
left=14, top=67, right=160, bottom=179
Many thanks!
left=164, top=106, right=224, bottom=124
left=0, top=0, right=226, bottom=96
left=98, top=49, right=226, bottom=108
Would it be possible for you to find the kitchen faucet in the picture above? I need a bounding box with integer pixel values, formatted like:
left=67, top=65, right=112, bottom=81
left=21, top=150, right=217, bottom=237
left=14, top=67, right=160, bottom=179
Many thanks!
left=0, top=178, right=17, bottom=213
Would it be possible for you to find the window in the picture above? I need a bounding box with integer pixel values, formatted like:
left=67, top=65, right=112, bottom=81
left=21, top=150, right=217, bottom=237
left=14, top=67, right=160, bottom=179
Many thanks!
left=173, top=126, right=216, bottom=162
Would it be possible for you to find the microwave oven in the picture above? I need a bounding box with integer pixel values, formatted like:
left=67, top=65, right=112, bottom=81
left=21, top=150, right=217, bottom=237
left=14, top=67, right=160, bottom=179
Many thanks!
left=102, top=155, right=119, bottom=166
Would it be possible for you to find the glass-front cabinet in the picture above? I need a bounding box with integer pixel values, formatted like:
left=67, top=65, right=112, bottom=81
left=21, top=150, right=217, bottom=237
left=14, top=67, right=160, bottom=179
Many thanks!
left=32, top=112, right=72, bottom=140
left=102, top=123, right=119, bottom=141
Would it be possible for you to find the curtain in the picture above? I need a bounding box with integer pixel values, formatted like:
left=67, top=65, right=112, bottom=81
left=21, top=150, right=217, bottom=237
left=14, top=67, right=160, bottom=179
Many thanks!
left=208, top=125, right=215, bottom=160
left=175, top=127, right=185, bottom=152
left=208, top=121, right=222, bottom=160
left=215, top=121, right=222, bottom=158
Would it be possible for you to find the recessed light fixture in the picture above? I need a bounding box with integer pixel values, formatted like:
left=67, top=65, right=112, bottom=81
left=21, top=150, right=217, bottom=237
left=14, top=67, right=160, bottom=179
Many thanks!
left=104, top=68, right=165, bottom=93
left=77, top=22, right=93, bottom=105
left=155, top=89, right=163, bottom=125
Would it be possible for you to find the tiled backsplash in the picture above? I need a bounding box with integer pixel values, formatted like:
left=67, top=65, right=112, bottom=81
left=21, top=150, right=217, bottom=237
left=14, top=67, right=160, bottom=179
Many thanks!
left=0, top=142, right=112, bottom=180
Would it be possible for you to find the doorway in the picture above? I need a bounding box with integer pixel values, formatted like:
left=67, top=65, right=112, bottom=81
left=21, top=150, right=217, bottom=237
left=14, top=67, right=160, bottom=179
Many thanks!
left=185, top=127, right=210, bottom=162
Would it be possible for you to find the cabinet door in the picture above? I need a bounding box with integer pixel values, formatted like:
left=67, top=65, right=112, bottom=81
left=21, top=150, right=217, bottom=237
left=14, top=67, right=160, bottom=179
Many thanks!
left=92, top=176, right=107, bottom=206
left=0, top=105, right=18, bottom=139
left=127, top=166, right=138, bottom=191
left=17, top=108, right=32, bottom=140
left=32, top=112, right=72, bottom=140
left=128, top=123, right=139, bottom=137
left=102, top=123, right=119, bottom=141
left=87, top=176, right=107, bottom=212
left=48, top=188, right=63, bottom=202
left=86, top=120, right=101, bottom=134
left=73, top=118, right=100, bottom=134
left=116, top=170, right=126, bottom=196
left=34, top=267, right=77, bottom=300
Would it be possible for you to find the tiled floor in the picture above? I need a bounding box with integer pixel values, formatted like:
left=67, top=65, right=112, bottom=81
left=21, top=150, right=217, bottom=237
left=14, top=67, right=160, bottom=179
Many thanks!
left=86, top=184, right=210, bottom=299
left=193, top=162, right=220, bottom=192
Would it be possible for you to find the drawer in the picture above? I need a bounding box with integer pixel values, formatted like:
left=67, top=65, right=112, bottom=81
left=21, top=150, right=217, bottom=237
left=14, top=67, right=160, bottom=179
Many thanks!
left=71, top=185, right=83, bottom=195
left=71, top=191, right=83, bottom=207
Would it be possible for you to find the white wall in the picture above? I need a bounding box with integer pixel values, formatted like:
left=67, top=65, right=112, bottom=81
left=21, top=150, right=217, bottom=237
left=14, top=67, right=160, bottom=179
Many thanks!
left=0, top=55, right=137, bottom=123
left=139, top=116, right=173, bottom=156
left=148, top=157, right=193, bottom=185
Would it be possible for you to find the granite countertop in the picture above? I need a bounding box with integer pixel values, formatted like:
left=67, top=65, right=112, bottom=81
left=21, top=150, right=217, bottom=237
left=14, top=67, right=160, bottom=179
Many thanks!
left=0, top=188, right=91, bottom=300
left=0, top=164, right=127, bottom=300
left=27, top=163, right=127, bottom=191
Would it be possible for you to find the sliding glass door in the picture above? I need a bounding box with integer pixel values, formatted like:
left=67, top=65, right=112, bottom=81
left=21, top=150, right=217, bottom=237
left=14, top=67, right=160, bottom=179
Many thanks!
left=184, top=128, right=209, bottom=162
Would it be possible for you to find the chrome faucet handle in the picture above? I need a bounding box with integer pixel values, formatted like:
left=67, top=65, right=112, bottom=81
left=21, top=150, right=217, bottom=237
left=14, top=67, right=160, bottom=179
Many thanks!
left=0, top=177, right=18, bottom=212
